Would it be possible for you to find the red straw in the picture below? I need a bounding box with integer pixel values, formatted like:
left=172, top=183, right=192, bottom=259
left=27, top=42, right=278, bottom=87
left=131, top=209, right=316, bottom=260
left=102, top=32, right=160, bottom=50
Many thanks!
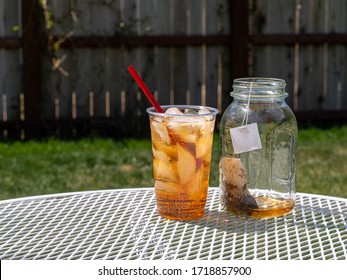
left=127, top=65, right=164, bottom=113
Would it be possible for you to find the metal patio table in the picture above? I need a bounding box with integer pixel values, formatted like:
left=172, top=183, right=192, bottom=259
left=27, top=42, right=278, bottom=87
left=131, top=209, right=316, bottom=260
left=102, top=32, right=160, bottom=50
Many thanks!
left=0, top=188, right=346, bottom=260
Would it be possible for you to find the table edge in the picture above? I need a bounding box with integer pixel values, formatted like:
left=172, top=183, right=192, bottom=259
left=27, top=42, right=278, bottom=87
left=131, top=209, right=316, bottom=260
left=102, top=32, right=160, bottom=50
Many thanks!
left=0, top=188, right=146, bottom=204
left=1, top=187, right=346, bottom=205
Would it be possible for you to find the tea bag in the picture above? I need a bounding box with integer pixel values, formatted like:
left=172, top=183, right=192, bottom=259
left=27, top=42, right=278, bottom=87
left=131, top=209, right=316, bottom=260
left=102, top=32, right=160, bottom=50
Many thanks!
left=230, top=82, right=262, bottom=154
left=221, top=82, right=259, bottom=214
left=220, top=157, right=258, bottom=215
left=230, top=123, right=262, bottom=154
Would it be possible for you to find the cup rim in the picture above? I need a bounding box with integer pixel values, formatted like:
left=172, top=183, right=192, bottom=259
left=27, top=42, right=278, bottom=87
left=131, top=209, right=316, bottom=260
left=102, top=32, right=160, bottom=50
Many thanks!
left=146, top=105, right=219, bottom=117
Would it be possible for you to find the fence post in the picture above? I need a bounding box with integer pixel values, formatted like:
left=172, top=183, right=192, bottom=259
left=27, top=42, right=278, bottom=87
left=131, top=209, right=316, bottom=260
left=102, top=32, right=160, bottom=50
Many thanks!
left=21, top=0, right=43, bottom=139
left=229, top=0, right=249, bottom=79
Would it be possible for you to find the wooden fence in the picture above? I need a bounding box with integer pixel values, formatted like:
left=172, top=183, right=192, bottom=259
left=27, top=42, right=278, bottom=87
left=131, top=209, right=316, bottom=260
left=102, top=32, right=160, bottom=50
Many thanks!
left=0, top=0, right=346, bottom=140
left=249, top=0, right=347, bottom=122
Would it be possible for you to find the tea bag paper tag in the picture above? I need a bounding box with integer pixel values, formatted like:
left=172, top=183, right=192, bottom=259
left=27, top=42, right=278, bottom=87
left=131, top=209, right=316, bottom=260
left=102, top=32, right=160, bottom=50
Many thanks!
left=230, top=123, right=262, bottom=154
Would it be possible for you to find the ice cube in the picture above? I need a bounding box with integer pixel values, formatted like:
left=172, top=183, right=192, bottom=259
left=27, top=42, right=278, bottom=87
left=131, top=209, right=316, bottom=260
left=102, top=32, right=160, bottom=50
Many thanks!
left=153, top=159, right=178, bottom=183
left=168, top=116, right=198, bottom=124
left=198, top=108, right=211, bottom=114
left=200, top=119, right=215, bottom=136
left=196, top=136, right=213, bottom=159
left=184, top=108, right=198, bottom=114
left=165, top=107, right=201, bottom=123
left=165, top=107, right=183, bottom=115
left=153, top=141, right=177, bottom=159
left=198, top=108, right=213, bottom=121
left=155, top=180, right=181, bottom=197
left=152, top=147, right=171, bottom=162
left=168, top=121, right=198, bottom=143
left=176, top=143, right=196, bottom=184
left=150, top=120, right=171, bottom=144
left=184, top=167, right=204, bottom=201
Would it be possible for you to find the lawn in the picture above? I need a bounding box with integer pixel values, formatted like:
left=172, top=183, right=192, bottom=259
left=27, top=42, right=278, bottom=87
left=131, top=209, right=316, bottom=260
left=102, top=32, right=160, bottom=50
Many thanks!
left=0, top=125, right=346, bottom=200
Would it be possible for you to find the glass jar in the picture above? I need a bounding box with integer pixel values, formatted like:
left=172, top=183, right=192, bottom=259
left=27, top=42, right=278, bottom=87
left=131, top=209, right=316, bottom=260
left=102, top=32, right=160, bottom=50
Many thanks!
left=219, top=78, right=297, bottom=219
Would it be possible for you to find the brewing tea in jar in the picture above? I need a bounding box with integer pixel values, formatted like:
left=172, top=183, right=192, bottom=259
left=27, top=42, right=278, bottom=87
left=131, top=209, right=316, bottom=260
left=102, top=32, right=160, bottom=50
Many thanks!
left=219, top=78, right=297, bottom=219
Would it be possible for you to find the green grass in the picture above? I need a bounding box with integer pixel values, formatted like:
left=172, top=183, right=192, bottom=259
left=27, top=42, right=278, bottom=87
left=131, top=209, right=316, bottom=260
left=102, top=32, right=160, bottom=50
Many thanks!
left=296, top=126, right=347, bottom=198
left=0, top=125, right=346, bottom=200
left=0, top=139, right=153, bottom=200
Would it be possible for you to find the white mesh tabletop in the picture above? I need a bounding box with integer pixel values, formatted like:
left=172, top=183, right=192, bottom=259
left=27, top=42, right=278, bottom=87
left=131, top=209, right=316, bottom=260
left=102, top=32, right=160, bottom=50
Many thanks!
left=0, top=188, right=346, bottom=260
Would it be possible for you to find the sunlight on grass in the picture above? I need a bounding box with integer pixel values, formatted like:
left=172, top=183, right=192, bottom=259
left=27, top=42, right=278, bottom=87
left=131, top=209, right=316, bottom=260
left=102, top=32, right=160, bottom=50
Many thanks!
left=297, top=126, right=347, bottom=198
left=0, top=139, right=153, bottom=200
left=0, top=126, right=346, bottom=200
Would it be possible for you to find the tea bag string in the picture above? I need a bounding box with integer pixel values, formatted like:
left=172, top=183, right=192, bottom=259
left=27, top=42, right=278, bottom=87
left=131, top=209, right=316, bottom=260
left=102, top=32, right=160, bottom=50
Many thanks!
left=241, top=82, right=252, bottom=126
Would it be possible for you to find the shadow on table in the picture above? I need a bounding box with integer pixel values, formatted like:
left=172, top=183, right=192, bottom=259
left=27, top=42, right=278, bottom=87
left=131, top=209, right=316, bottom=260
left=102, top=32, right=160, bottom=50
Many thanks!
left=134, top=197, right=346, bottom=260
left=184, top=201, right=346, bottom=234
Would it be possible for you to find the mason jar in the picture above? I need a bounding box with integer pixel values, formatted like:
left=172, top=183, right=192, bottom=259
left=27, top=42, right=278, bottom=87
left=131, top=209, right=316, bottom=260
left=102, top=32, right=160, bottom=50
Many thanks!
left=219, top=78, right=297, bottom=219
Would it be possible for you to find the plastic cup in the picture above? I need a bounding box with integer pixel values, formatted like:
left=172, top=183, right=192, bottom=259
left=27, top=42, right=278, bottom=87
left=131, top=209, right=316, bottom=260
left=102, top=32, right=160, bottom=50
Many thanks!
left=147, top=105, right=218, bottom=220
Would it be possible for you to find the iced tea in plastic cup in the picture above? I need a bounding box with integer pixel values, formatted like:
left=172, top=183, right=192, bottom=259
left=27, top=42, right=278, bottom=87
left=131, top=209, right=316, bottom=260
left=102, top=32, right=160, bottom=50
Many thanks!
left=147, top=105, right=218, bottom=220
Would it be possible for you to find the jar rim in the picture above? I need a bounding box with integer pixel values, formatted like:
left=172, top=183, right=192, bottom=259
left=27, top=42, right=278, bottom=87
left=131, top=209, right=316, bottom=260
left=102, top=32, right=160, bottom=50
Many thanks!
left=233, top=77, right=286, bottom=88
left=232, top=77, right=287, bottom=99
